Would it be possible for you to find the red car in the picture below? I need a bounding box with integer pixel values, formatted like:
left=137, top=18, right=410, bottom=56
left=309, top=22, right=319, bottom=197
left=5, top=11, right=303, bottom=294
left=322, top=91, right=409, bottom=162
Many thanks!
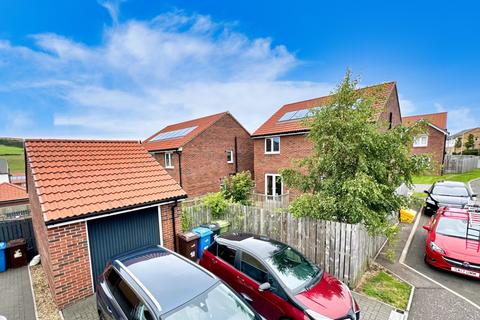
left=199, top=232, right=359, bottom=320
left=423, top=206, right=480, bottom=279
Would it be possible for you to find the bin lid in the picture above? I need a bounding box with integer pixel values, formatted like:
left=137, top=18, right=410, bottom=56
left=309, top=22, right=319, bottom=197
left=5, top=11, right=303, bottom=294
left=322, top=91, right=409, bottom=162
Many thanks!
left=212, top=220, right=230, bottom=227
left=192, top=227, right=213, bottom=237
left=178, top=231, right=200, bottom=241
left=8, top=238, right=26, bottom=246
left=200, top=223, right=220, bottom=231
left=0, top=242, right=6, bottom=250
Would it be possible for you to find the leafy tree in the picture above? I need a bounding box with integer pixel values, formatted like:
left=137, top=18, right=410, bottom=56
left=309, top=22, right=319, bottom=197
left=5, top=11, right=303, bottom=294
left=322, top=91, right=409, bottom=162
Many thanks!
left=465, top=133, right=475, bottom=150
left=221, top=171, right=254, bottom=205
left=455, top=137, right=462, bottom=149
left=203, top=192, right=230, bottom=219
left=280, top=71, right=430, bottom=233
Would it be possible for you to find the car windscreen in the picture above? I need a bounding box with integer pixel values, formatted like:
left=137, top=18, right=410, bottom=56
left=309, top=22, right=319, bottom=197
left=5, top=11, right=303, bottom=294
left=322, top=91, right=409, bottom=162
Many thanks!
left=264, top=246, right=320, bottom=293
left=436, top=217, right=479, bottom=240
left=164, top=283, right=257, bottom=320
left=431, top=186, right=469, bottom=197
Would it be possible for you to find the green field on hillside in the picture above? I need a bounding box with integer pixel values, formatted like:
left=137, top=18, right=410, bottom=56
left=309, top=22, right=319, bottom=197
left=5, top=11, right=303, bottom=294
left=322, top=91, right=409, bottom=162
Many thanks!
left=0, top=144, right=24, bottom=173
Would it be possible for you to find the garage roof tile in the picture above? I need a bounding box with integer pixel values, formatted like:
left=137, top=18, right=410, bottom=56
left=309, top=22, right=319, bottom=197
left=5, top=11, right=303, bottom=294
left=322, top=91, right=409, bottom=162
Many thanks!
left=25, top=139, right=187, bottom=223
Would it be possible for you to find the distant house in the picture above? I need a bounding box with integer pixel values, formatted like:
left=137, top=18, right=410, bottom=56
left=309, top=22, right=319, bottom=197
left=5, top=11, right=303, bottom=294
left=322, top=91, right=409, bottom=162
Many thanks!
left=251, top=82, right=402, bottom=197
left=446, top=127, right=480, bottom=154
left=143, top=112, right=254, bottom=197
left=402, top=112, right=448, bottom=170
left=0, top=182, right=29, bottom=216
left=25, top=139, right=187, bottom=308
left=9, top=172, right=26, bottom=188
left=0, top=159, right=9, bottom=183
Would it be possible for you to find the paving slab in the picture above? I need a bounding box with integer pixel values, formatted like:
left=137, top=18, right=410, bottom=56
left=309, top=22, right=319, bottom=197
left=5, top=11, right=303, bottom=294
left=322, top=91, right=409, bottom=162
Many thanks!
left=352, top=292, right=396, bottom=320
left=0, top=267, right=36, bottom=320
left=62, top=295, right=98, bottom=320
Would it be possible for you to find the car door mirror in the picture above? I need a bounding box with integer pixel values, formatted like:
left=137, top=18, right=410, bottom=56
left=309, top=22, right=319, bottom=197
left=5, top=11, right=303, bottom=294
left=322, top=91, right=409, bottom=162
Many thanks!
left=258, top=282, right=271, bottom=292
left=423, top=225, right=431, bottom=231
left=472, top=193, right=477, bottom=198
left=423, top=190, right=430, bottom=195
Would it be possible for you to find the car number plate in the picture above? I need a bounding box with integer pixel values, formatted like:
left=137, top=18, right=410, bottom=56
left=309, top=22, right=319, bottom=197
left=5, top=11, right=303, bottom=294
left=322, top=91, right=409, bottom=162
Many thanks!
left=451, top=267, right=480, bottom=277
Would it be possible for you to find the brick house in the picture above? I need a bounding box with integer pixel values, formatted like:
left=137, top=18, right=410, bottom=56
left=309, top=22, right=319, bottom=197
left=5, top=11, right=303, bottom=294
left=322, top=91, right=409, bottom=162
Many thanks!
left=251, top=82, right=402, bottom=197
left=143, top=112, right=253, bottom=197
left=402, top=112, right=448, bottom=170
left=25, top=139, right=186, bottom=309
left=446, top=127, right=480, bottom=154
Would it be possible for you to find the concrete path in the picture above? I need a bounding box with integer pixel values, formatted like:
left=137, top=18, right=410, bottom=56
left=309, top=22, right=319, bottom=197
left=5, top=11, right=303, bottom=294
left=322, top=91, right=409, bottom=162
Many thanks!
left=0, top=267, right=36, bottom=320
left=352, top=292, right=397, bottom=320
left=62, top=295, right=98, bottom=320
left=412, top=184, right=431, bottom=193
left=376, top=215, right=480, bottom=320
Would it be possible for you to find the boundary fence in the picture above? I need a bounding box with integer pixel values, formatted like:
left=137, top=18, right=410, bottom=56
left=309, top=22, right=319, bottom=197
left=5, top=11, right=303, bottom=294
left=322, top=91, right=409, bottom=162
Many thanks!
left=182, top=203, right=387, bottom=287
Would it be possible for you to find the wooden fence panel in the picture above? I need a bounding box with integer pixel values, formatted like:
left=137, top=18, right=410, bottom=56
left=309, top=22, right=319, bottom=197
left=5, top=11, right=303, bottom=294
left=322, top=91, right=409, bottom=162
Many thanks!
left=181, top=203, right=387, bottom=287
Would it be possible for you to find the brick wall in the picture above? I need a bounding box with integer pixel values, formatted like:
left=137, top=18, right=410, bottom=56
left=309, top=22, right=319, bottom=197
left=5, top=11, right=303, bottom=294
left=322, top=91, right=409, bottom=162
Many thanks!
left=159, top=202, right=182, bottom=251
left=47, top=222, right=92, bottom=309
left=152, top=152, right=180, bottom=183
left=253, top=134, right=312, bottom=195
left=27, top=158, right=56, bottom=296
left=410, top=126, right=446, bottom=172
left=181, top=113, right=253, bottom=197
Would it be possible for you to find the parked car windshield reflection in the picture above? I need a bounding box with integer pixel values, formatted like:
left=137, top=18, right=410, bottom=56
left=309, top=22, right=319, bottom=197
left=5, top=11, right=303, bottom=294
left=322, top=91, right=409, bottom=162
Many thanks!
left=165, top=283, right=257, bottom=320
left=436, top=217, right=479, bottom=240
left=432, top=186, right=469, bottom=197
left=265, top=246, right=320, bottom=293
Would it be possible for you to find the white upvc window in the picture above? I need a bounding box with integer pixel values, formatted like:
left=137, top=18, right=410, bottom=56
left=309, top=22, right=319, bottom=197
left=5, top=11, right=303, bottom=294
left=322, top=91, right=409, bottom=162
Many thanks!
left=265, top=136, right=280, bottom=154
left=413, top=134, right=428, bottom=147
left=227, top=150, right=234, bottom=163
left=164, top=152, right=174, bottom=168
left=265, top=174, right=283, bottom=196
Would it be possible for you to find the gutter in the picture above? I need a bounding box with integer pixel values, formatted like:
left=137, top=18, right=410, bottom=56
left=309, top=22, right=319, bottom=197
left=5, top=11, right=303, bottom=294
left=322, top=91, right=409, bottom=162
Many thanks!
left=176, top=150, right=183, bottom=187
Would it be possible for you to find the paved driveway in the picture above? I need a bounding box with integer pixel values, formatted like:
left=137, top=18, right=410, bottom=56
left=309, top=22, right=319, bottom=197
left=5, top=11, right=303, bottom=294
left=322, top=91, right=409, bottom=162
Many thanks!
left=404, top=213, right=480, bottom=318
left=0, top=267, right=36, bottom=320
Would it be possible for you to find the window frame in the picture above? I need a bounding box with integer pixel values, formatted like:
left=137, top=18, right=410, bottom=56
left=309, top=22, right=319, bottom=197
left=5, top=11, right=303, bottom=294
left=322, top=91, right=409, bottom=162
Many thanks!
left=239, top=251, right=269, bottom=284
left=264, top=137, right=280, bottom=154
left=413, top=134, right=429, bottom=147
left=226, top=150, right=234, bottom=163
left=164, top=152, right=174, bottom=169
left=265, top=174, right=283, bottom=196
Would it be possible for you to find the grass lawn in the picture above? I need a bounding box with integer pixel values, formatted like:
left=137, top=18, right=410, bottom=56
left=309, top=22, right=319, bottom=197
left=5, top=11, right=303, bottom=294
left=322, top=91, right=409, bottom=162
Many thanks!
left=412, top=168, right=480, bottom=184
left=0, top=144, right=24, bottom=173
left=358, top=269, right=411, bottom=310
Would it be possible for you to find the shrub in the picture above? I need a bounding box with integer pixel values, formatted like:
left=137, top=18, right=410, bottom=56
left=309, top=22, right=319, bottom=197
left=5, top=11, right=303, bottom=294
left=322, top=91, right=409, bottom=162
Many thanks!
left=203, top=192, right=229, bottom=219
left=221, top=171, right=254, bottom=205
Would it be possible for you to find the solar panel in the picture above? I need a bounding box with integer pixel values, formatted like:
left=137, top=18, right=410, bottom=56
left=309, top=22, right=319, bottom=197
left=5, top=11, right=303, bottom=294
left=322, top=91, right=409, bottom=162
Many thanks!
left=151, top=126, right=198, bottom=141
left=278, top=108, right=315, bottom=122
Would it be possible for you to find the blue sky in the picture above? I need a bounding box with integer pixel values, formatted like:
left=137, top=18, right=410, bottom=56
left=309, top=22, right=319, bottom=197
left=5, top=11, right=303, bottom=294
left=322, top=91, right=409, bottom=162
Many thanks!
left=0, top=0, right=479, bottom=139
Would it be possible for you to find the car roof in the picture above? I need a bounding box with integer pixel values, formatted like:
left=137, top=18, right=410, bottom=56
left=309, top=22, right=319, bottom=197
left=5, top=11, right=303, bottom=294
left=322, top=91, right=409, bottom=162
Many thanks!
left=216, top=232, right=287, bottom=259
left=433, top=180, right=467, bottom=187
left=113, top=246, right=218, bottom=315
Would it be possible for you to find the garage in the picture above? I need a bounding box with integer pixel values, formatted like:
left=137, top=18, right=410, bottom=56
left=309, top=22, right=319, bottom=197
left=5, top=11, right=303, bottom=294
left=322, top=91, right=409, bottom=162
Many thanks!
left=87, top=206, right=161, bottom=287
left=25, top=139, right=187, bottom=308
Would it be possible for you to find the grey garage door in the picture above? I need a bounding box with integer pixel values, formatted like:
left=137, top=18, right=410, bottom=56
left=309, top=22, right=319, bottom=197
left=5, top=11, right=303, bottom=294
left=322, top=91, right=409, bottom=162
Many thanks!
left=87, top=206, right=161, bottom=287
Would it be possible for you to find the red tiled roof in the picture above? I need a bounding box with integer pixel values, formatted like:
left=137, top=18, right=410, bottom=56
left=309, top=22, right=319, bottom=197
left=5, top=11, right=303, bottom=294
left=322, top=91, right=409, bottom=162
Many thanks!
left=0, top=183, right=28, bottom=203
left=402, top=112, right=448, bottom=131
left=143, top=112, right=228, bottom=151
left=252, top=82, right=397, bottom=137
left=25, top=139, right=187, bottom=223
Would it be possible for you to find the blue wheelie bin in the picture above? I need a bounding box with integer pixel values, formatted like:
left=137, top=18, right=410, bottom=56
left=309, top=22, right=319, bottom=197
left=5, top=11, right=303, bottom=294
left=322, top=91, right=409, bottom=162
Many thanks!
left=0, top=242, right=6, bottom=273
left=192, top=227, right=213, bottom=258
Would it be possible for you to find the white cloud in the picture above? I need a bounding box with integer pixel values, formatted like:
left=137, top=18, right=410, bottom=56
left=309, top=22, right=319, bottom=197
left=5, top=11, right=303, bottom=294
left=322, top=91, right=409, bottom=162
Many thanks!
left=0, top=9, right=333, bottom=139
left=399, top=96, right=416, bottom=116
left=434, top=103, right=479, bottom=134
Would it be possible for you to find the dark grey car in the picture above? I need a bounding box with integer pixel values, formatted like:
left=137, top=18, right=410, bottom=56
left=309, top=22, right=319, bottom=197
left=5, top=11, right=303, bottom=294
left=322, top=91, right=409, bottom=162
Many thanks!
left=423, top=181, right=477, bottom=216
left=96, top=245, right=262, bottom=320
